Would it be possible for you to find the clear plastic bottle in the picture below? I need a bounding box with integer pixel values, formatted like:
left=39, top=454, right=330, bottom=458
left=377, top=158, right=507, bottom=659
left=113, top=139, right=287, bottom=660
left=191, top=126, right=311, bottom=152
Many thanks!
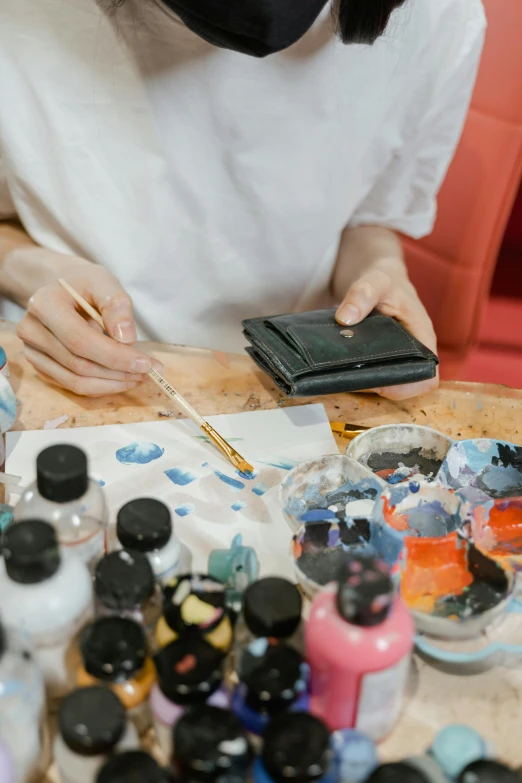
left=14, top=444, right=108, bottom=571
left=77, top=617, right=156, bottom=735
left=234, top=577, right=303, bottom=680
left=94, top=549, right=162, bottom=649
left=96, top=751, right=172, bottom=783
left=151, top=635, right=230, bottom=758
left=0, top=623, right=50, bottom=783
left=116, top=498, right=181, bottom=587
left=0, top=520, right=94, bottom=703
left=173, top=705, right=252, bottom=783
left=54, top=686, right=139, bottom=783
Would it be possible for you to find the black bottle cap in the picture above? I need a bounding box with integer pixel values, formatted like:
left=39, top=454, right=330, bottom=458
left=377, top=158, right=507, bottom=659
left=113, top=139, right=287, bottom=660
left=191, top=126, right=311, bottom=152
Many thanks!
left=80, top=617, right=147, bottom=683
left=336, top=557, right=393, bottom=628
left=95, top=550, right=155, bottom=610
left=262, top=713, right=331, bottom=783
left=243, top=644, right=306, bottom=715
left=366, top=763, right=430, bottom=783
left=163, top=574, right=229, bottom=638
left=458, top=760, right=521, bottom=783
left=58, top=687, right=126, bottom=756
left=3, top=520, right=60, bottom=584
left=174, top=705, right=251, bottom=783
left=97, top=751, right=171, bottom=783
left=117, top=498, right=172, bottom=553
left=153, top=636, right=224, bottom=705
left=242, top=578, right=302, bottom=639
left=36, top=444, right=88, bottom=503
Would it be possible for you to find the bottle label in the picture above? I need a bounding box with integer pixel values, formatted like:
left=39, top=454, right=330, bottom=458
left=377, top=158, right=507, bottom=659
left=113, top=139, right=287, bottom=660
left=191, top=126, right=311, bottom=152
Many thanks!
left=355, top=655, right=410, bottom=740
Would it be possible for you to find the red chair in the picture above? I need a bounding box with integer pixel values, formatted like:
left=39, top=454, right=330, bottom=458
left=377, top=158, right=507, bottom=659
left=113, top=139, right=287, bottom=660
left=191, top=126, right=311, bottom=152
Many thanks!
left=402, top=0, right=522, bottom=380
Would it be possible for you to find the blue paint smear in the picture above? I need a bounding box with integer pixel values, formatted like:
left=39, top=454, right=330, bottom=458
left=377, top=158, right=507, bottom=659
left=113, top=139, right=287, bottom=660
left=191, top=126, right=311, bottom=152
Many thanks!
left=252, top=482, right=270, bottom=496
left=213, top=469, right=245, bottom=491
left=237, top=469, right=258, bottom=481
left=258, top=459, right=298, bottom=471
left=201, top=462, right=209, bottom=468
left=116, top=442, right=164, bottom=465
left=97, top=479, right=106, bottom=487
left=232, top=501, right=247, bottom=512
left=175, top=504, right=195, bottom=517
left=301, top=508, right=338, bottom=523
left=164, top=468, right=197, bottom=486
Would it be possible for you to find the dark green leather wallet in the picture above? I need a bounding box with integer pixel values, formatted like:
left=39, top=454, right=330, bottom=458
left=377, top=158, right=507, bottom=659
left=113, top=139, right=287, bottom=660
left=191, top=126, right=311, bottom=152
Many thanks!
left=242, top=309, right=439, bottom=397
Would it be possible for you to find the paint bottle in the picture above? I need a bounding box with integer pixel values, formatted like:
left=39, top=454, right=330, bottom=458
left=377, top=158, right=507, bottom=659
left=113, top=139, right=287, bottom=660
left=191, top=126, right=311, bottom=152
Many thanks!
left=14, top=444, right=108, bottom=571
left=365, top=763, right=431, bottom=782
left=430, top=724, right=488, bottom=779
left=76, top=617, right=156, bottom=735
left=0, top=520, right=94, bottom=703
left=253, top=713, right=334, bottom=783
left=94, top=549, right=162, bottom=649
left=116, top=498, right=182, bottom=587
left=156, top=574, right=234, bottom=654
left=208, top=534, right=259, bottom=615
left=173, top=705, right=252, bottom=783
left=231, top=644, right=309, bottom=738
left=306, top=557, right=414, bottom=741
left=332, top=729, right=379, bottom=783
left=458, top=760, right=520, bottom=783
left=150, top=636, right=230, bottom=758
left=0, top=738, right=14, bottom=783
left=96, top=751, right=172, bottom=783
left=235, top=577, right=303, bottom=679
left=0, top=623, right=50, bottom=783
left=54, top=686, right=140, bottom=783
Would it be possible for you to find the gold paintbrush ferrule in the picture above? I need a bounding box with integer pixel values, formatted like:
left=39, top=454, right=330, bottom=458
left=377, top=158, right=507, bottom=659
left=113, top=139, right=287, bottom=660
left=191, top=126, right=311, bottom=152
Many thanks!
left=200, top=422, right=254, bottom=475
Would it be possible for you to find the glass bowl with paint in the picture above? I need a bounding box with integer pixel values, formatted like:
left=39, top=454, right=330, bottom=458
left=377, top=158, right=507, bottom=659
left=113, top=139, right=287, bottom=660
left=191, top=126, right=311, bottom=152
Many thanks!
left=372, top=482, right=467, bottom=566
left=401, top=531, right=515, bottom=640
left=290, top=518, right=379, bottom=600
left=438, top=439, right=522, bottom=500
left=468, top=496, right=522, bottom=574
left=347, top=424, right=453, bottom=485
left=280, top=455, right=384, bottom=534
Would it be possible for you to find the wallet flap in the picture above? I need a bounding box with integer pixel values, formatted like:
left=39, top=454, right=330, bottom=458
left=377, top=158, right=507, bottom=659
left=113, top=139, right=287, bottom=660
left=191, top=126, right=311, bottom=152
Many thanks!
left=266, top=310, right=426, bottom=370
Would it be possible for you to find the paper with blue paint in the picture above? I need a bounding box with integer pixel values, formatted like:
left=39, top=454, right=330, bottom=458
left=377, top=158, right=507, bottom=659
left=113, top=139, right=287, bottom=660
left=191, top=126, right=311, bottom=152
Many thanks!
left=6, top=405, right=338, bottom=578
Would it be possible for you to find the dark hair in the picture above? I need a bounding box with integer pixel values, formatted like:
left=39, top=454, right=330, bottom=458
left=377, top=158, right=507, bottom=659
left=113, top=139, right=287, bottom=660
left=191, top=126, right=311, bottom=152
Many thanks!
left=335, top=0, right=407, bottom=45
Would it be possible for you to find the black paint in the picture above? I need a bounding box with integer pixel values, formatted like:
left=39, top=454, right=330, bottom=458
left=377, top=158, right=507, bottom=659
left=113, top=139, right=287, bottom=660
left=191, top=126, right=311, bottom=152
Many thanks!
left=367, top=448, right=443, bottom=477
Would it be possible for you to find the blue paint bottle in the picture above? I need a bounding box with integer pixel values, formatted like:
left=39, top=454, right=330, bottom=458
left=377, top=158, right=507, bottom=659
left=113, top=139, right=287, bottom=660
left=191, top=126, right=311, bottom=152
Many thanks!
left=208, top=535, right=259, bottom=615
left=332, top=729, right=378, bottom=783
left=253, top=713, right=334, bottom=783
left=231, top=644, right=309, bottom=736
left=430, top=724, right=488, bottom=779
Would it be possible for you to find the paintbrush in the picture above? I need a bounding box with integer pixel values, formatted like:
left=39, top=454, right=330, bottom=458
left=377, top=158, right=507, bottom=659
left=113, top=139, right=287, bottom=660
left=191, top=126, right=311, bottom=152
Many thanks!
left=330, top=422, right=370, bottom=440
left=57, top=279, right=254, bottom=475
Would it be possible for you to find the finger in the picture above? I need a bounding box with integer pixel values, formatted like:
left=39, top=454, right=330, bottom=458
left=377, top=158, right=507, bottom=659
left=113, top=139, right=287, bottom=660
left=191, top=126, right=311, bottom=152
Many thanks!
left=24, top=346, right=142, bottom=397
left=372, top=371, right=440, bottom=401
left=29, top=287, right=155, bottom=374
left=377, top=290, right=438, bottom=355
left=87, top=274, right=137, bottom=344
left=18, top=314, right=146, bottom=382
left=336, top=269, right=392, bottom=326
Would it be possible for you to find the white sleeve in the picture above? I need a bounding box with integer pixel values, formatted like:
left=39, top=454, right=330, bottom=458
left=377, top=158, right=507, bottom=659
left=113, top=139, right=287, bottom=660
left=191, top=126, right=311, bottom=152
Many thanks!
left=0, top=149, right=16, bottom=219
left=348, top=0, right=487, bottom=240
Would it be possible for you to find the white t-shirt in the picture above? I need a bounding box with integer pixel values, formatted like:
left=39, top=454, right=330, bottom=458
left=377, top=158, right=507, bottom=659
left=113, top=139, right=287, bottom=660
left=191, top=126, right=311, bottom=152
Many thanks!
left=0, top=0, right=485, bottom=352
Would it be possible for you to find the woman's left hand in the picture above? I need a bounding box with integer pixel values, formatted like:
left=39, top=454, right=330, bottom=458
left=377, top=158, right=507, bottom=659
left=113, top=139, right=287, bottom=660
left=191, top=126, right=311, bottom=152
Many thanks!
left=335, top=257, right=439, bottom=400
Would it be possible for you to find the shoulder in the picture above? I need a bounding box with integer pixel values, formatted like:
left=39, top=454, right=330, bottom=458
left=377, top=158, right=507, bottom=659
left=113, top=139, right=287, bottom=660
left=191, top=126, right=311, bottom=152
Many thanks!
left=408, top=0, right=486, bottom=65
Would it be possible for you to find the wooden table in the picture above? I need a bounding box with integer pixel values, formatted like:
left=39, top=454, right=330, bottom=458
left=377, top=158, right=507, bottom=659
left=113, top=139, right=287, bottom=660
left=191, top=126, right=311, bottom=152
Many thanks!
left=2, top=321, right=522, bottom=774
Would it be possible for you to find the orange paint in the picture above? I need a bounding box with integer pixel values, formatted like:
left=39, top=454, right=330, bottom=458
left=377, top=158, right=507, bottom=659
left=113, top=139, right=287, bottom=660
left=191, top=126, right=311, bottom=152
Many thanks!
left=477, top=499, right=522, bottom=559
left=77, top=657, right=156, bottom=709
left=401, top=532, right=473, bottom=613
left=382, top=496, right=409, bottom=532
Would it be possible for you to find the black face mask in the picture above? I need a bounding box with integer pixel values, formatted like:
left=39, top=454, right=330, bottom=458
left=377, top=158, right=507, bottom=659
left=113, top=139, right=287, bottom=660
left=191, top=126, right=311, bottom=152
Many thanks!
left=162, top=0, right=330, bottom=58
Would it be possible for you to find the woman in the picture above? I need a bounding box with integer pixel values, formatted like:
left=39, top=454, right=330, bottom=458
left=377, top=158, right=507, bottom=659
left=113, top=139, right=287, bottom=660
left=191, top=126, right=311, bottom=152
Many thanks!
left=0, top=0, right=485, bottom=399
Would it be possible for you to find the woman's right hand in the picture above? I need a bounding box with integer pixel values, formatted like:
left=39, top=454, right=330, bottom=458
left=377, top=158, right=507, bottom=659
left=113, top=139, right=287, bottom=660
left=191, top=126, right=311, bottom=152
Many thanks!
left=16, top=254, right=163, bottom=397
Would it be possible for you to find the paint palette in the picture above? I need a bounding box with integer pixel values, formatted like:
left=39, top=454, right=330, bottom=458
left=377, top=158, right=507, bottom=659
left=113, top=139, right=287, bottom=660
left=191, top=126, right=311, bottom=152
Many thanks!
left=280, top=455, right=384, bottom=533
left=469, top=496, right=522, bottom=572
left=347, top=424, right=453, bottom=485
left=438, top=439, right=522, bottom=499
left=291, top=519, right=378, bottom=599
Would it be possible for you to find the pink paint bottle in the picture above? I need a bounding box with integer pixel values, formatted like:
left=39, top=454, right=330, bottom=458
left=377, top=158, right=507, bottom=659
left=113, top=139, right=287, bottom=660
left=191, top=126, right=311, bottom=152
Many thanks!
left=306, top=557, right=414, bottom=742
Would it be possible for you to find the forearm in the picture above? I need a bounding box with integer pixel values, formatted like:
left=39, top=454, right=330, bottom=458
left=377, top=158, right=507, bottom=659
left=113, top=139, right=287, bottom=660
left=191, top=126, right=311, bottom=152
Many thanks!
left=331, top=225, right=406, bottom=302
left=0, top=220, right=90, bottom=308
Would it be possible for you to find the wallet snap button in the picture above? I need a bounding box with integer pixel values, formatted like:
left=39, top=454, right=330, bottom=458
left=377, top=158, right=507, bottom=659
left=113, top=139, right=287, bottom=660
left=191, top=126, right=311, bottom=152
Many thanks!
left=340, top=329, right=355, bottom=338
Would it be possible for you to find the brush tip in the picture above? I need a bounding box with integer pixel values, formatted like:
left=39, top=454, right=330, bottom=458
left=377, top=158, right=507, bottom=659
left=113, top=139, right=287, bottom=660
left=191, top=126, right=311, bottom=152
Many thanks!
left=237, top=460, right=254, bottom=476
